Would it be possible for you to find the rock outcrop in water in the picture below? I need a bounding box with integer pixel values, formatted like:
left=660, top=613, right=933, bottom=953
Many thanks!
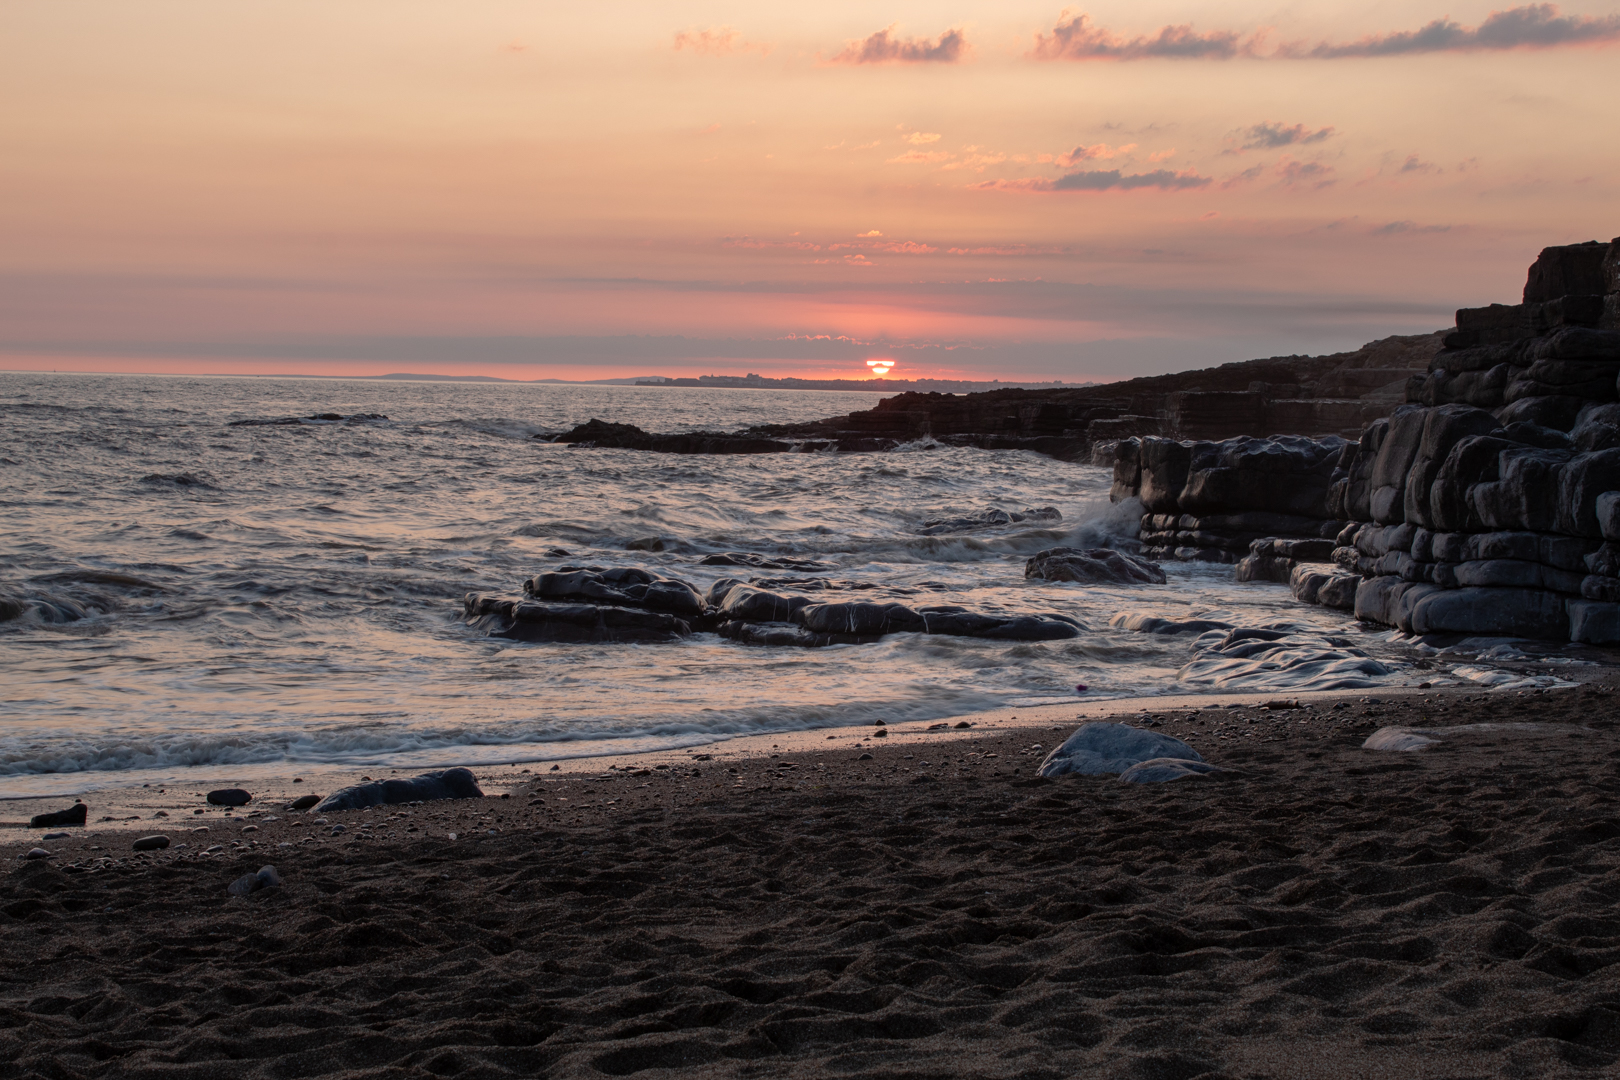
left=1025, top=547, right=1167, bottom=585
left=465, top=564, right=1094, bottom=647
left=1109, top=434, right=1350, bottom=564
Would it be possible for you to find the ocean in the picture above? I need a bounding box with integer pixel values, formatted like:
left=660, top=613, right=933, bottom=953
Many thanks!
left=0, top=373, right=1572, bottom=796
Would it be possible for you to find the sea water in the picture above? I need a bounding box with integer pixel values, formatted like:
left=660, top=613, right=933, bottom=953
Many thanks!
left=0, top=373, right=1569, bottom=795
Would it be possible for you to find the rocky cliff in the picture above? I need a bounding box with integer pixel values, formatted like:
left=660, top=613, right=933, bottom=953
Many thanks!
left=1112, top=237, right=1620, bottom=645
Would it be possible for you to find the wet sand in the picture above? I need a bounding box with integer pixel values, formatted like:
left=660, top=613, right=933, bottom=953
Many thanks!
left=5, top=685, right=1620, bottom=1078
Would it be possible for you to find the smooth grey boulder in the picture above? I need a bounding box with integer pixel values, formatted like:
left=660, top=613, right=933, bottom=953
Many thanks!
left=1109, top=613, right=1234, bottom=635
left=315, top=767, right=483, bottom=812
left=1407, top=586, right=1568, bottom=639
left=1119, top=757, right=1227, bottom=784
left=1037, top=723, right=1203, bottom=778
left=1366, top=722, right=1587, bottom=752
left=1025, top=547, right=1166, bottom=585
left=29, top=803, right=86, bottom=828
left=227, top=864, right=282, bottom=897
left=207, top=789, right=252, bottom=807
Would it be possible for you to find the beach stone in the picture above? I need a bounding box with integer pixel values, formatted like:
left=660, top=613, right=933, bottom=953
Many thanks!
left=207, top=788, right=252, bottom=807
left=1025, top=547, right=1166, bottom=585
left=286, top=795, right=320, bottom=811
left=28, top=803, right=86, bottom=828
left=1365, top=722, right=1587, bottom=751
left=227, top=864, right=282, bottom=898
left=41, top=831, right=70, bottom=840
left=1118, top=758, right=1227, bottom=784
left=132, top=835, right=170, bottom=851
left=1038, top=723, right=1203, bottom=778
left=23, top=848, right=52, bottom=860
left=314, top=767, right=483, bottom=812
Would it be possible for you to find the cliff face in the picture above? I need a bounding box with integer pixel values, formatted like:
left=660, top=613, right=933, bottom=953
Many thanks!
left=787, top=331, right=1446, bottom=453
left=1109, top=237, right=1620, bottom=645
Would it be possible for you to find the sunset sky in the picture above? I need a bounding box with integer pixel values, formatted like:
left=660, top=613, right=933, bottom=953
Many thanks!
left=2, top=2, right=1617, bottom=382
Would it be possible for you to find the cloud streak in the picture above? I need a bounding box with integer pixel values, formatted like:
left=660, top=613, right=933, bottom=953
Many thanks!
left=1239, top=122, right=1334, bottom=150
left=976, top=169, right=1212, bottom=193
left=1299, top=4, right=1620, bottom=57
left=1031, top=5, right=1620, bottom=61
left=1032, top=13, right=1257, bottom=60
left=829, top=26, right=968, bottom=64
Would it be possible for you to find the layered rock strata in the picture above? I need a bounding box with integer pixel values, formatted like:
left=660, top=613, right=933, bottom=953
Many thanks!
left=1294, top=239, right=1620, bottom=643
left=1109, top=434, right=1350, bottom=564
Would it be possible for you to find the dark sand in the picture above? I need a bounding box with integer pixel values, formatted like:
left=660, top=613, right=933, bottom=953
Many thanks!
left=5, top=687, right=1620, bottom=1079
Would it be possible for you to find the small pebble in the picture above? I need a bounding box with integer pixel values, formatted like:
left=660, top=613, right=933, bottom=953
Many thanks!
left=859, top=753, right=874, bottom=760
left=23, top=848, right=52, bottom=860
left=132, top=835, right=170, bottom=851
left=241, top=825, right=259, bottom=833
left=41, top=831, right=70, bottom=840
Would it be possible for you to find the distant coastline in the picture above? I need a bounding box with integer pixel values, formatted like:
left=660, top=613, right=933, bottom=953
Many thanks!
left=633, top=372, right=1085, bottom=393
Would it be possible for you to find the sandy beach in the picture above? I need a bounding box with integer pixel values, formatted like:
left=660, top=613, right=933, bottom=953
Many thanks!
left=5, top=684, right=1620, bottom=1079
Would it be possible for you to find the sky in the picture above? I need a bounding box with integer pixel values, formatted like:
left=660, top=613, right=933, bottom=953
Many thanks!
left=2, top=2, right=1618, bottom=383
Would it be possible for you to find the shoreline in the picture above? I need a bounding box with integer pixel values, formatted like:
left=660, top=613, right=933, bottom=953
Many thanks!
left=0, top=676, right=1600, bottom=819
left=6, top=681, right=1618, bottom=1078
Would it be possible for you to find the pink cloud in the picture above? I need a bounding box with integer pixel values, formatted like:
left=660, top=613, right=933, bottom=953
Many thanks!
left=673, top=27, right=772, bottom=57
left=829, top=26, right=968, bottom=64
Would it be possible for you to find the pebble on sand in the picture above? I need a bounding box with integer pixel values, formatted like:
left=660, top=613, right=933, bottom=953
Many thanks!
left=207, top=789, right=252, bottom=807
left=132, top=835, right=170, bottom=851
left=286, top=795, right=320, bottom=810
left=23, top=848, right=52, bottom=860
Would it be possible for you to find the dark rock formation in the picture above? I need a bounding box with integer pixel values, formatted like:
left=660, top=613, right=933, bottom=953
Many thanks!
left=315, top=768, right=484, bottom=812
left=1111, top=434, right=1349, bottom=563
left=547, top=334, right=1446, bottom=463
left=466, top=565, right=1083, bottom=647
left=1025, top=547, right=1167, bottom=585
left=1290, top=238, right=1620, bottom=642
left=29, top=804, right=86, bottom=828
left=917, top=507, right=1061, bottom=535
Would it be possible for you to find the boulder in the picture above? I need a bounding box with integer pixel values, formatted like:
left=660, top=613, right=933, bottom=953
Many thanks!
left=315, top=768, right=483, bottom=813
left=1109, top=612, right=1234, bottom=635
left=466, top=597, right=692, bottom=643
left=227, top=865, right=282, bottom=898
left=1118, top=758, right=1228, bottom=784
left=28, top=803, right=86, bottom=828
left=796, top=601, right=925, bottom=636
left=1368, top=405, right=1429, bottom=523
left=207, top=788, right=252, bottom=807
left=917, top=507, right=1061, bottom=535
left=1024, top=547, right=1166, bottom=585
left=716, top=585, right=812, bottom=623
left=1496, top=395, right=1586, bottom=431
left=1401, top=405, right=1503, bottom=528
left=1568, top=599, right=1620, bottom=644
left=1406, top=587, right=1568, bottom=639
left=1556, top=449, right=1620, bottom=537
left=1468, top=447, right=1572, bottom=531
left=1137, top=438, right=1194, bottom=513
left=1037, top=723, right=1203, bottom=778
